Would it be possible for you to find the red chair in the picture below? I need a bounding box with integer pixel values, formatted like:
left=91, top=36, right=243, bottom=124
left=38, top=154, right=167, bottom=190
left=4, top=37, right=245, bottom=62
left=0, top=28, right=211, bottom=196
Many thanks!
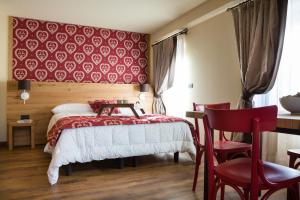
left=192, top=102, right=251, bottom=192
left=203, top=105, right=300, bottom=200
left=288, top=149, right=300, bottom=169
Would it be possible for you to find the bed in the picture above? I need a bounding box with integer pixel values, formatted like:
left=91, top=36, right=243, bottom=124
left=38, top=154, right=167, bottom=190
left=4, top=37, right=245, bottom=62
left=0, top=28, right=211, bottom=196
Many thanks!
left=44, top=103, right=196, bottom=185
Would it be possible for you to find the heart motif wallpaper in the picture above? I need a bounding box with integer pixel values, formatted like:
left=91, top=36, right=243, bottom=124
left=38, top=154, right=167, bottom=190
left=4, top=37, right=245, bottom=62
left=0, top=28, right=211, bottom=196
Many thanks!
left=12, top=17, right=148, bottom=84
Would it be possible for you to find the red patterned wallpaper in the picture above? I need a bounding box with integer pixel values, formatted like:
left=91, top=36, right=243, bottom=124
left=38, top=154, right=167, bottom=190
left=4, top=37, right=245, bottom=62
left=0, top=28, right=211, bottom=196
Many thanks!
left=12, top=17, right=148, bottom=84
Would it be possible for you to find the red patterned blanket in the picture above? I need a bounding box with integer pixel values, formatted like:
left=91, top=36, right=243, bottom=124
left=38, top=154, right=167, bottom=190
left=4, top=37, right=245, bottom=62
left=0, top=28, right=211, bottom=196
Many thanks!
left=47, top=114, right=194, bottom=146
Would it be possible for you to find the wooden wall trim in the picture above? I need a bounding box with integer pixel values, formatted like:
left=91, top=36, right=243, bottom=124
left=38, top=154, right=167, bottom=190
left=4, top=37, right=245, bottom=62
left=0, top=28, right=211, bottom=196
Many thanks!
left=7, top=81, right=153, bottom=145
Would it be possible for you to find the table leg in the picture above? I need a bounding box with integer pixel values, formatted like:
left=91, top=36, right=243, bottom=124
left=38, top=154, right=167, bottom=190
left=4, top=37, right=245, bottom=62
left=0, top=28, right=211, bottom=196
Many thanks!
left=31, top=125, right=35, bottom=149
left=204, top=129, right=214, bottom=200
left=108, top=106, right=115, bottom=116
left=98, top=106, right=105, bottom=116
left=8, top=125, right=13, bottom=151
left=129, top=106, right=140, bottom=119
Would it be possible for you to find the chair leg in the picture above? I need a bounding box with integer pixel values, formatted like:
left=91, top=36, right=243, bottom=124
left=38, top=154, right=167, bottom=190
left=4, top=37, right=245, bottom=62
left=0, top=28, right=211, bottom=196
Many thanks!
left=220, top=183, right=225, bottom=200
left=243, top=189, right=249, bottom=200
left=261, top=188, right=277, bottom=200
left=192, top=149, right=202, bottom=191
left=212, top=180, right=218, bottom=200
left=287, top=154, right=298, bottom=200
left=293, top=183, right=299, bottom=200
left=250, top=188, right=259, bottom=200
left=289, top=155, right=297, bottom=169
left=288, top=183, right=299, bottom=200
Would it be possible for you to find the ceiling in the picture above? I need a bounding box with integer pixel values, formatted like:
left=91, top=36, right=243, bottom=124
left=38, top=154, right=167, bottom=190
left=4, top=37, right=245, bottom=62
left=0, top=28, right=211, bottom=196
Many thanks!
left=0, top=0, right=207, bottom=34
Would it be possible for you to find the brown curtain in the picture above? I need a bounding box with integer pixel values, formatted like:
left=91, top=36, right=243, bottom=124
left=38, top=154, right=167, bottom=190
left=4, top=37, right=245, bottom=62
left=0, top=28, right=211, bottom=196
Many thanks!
left=152, top=37, right=177, bottom=114
left=231, top=0, right=288, bottom=142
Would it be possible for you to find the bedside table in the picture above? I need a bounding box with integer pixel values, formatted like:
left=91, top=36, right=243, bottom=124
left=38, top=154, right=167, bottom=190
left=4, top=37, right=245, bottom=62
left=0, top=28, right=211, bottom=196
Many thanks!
left=8, top=121, right=35, bottom=150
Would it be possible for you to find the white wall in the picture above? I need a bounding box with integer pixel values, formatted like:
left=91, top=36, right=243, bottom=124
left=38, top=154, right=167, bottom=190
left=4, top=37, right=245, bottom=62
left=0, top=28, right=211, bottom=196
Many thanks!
left=185, top=12, right=241, bottom=107
left=0, top=12, right=9, bottom=141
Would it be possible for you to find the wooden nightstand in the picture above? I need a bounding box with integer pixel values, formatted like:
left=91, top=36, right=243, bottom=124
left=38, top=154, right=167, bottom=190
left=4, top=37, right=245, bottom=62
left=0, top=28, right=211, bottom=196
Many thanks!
left=8, top=121, right=35, bottom=150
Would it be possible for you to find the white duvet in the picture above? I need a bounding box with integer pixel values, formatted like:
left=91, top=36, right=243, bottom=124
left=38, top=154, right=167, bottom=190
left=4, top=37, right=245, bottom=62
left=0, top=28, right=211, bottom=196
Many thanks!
left=44, top=112, right=195, bottom=185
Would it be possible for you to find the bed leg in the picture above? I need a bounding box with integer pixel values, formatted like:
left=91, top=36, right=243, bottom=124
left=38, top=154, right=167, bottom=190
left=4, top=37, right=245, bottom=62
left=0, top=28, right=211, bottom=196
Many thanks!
left=132, top=156, right=138, bottom=167
left=117, top=158, right=124, bottom=169
left=64, top=164, right=72, bottom=176
left=174, top=152, right=179, bottom=163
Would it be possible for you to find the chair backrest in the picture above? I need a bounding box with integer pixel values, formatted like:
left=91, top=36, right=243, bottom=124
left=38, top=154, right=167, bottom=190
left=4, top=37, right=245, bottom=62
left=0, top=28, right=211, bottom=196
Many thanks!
left=205, top=102, right=230, bottom=110
left=193, top=102, right=230, bottom=142
left=203, top=105, right=277, bottom=198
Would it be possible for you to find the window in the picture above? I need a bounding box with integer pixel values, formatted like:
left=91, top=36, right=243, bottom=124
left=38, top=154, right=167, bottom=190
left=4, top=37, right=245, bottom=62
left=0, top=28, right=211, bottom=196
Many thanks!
left=254, top=0, right=300, bottom=112
left=163, top=35, right=189, bottom=118
left=255, top=0, right=300, bottom=165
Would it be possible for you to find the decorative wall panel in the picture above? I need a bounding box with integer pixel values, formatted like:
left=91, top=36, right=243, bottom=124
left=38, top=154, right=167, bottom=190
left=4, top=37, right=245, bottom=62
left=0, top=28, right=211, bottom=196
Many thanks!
left=12, top=17, right=148, bottom=84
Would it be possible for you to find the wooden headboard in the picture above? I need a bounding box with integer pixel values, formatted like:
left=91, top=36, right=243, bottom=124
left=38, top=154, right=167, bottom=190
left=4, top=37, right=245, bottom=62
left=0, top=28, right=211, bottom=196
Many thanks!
left=7, top=81, right=153, bottom=145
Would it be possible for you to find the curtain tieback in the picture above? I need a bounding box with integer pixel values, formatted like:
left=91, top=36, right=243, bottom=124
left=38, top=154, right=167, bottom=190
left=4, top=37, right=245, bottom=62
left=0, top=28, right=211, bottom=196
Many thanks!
left=241, top=92, right=254, bottom=108
left=154, top=94, right=162, bottom=98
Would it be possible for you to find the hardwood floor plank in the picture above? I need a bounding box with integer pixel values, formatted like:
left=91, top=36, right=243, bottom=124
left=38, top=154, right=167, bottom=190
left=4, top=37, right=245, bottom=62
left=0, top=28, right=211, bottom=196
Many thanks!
left=0, top=145, right=290, bottom=200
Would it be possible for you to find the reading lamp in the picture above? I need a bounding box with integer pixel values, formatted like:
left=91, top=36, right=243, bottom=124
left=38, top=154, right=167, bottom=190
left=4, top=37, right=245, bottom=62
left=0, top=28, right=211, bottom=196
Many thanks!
left=139, top=84, right=149, bottom=100
left=18, top=80, right=31, bottom=104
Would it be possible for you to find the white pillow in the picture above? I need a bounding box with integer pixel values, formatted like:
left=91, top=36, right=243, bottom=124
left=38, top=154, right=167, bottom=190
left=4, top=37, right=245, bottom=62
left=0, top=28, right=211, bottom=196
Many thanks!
left=51, top=103, right=93, bottom=114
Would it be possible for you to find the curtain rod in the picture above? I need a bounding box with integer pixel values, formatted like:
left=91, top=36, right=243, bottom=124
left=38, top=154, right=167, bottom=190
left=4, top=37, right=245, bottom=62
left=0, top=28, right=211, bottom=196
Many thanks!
left=151, top=28, right=188, bottom=47
left=227, top=0, right=253, bottom=12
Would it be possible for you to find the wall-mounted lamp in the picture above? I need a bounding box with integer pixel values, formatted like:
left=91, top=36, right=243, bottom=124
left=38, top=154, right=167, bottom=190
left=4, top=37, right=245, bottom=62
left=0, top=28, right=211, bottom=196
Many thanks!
left=140, top=84, right=150, bottom=93
left=18, top=80, right=31, bottom=104
left=139, top=84, right=150, bottom=100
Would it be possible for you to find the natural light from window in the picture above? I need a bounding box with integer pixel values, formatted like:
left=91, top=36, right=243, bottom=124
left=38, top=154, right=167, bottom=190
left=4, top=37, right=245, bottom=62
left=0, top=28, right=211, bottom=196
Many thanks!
left=254, top=0, right=300, bottom=113
left=163, top=35, right=190, bottom=118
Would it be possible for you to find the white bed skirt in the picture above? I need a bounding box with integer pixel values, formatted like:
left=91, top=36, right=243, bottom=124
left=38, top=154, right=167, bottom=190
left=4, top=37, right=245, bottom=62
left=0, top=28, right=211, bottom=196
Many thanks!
left=44, top=121, right=195, bottom=185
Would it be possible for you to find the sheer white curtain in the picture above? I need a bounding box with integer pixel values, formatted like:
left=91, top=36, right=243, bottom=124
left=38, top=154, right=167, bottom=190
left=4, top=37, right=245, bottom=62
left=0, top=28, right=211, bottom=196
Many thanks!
left=254, top=0, right=300, bottom=112
left=163, top=35, right=188, bottom=118
left=254, top=0, right=300, bottom=165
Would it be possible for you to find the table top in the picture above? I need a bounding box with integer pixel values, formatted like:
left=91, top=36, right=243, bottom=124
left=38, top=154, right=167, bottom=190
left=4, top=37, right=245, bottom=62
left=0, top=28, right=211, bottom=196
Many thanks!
left=98, top=103, right=141, bottom=118
left=277, top=113, right=300, bottom=120
left=9, top=120, right=35, bottom=126
left=99, top=103, right=134, bottom=108
left=186, top=110, right=300, bottom=133
left=186, top=111, right=300, bottom=120
left=277, top=113, right=300, bottom=131
left=186, top=111, right=204, bottom=119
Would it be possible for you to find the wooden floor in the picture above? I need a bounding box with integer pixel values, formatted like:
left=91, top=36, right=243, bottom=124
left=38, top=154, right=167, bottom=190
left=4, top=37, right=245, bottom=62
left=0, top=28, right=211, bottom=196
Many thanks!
left=0, top=144, right=293, bottom=200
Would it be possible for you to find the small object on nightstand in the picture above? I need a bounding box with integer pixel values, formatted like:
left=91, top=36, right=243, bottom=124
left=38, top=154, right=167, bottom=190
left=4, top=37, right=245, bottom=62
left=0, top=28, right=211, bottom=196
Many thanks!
left=17, top=119, right=33, bottom=123
left=8, top=120, right=35, bottom=150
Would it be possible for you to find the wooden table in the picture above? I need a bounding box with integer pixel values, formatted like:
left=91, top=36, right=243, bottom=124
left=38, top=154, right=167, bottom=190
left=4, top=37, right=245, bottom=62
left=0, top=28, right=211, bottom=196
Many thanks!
left=98, top=103, right=145, bottom=118
left=8, top=121, right=35, bottom=150
left=186, top=111, right=300, bottom=200
left=276, top=114, right=300, bottom=135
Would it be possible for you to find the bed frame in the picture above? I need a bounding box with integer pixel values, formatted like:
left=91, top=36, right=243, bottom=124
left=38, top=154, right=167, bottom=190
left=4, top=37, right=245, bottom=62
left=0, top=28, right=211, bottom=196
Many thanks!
left=63, top=152, right=179, bottom=176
